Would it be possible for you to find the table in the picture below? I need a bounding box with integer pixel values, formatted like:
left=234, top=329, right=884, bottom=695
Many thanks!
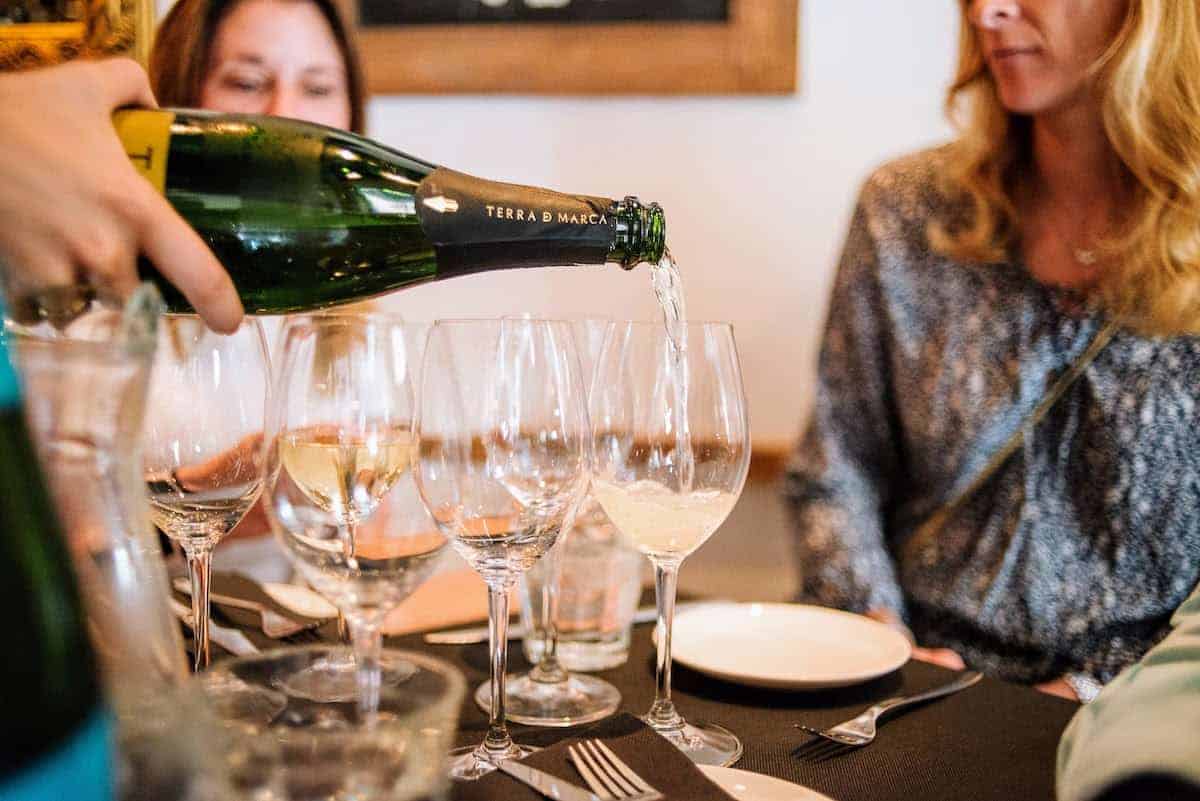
left=386, top=619, right=1081, bottom=801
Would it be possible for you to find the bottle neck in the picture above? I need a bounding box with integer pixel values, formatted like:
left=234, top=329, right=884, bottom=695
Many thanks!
left=609, top=197, right=666, bottom=269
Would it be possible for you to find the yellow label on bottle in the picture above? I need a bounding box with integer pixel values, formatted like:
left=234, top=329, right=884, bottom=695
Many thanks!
left=111, top=109, right=176, bottom=194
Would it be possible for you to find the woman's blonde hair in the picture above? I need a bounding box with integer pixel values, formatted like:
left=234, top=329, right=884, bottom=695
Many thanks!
left=935, top=0, right=1200, bottom=336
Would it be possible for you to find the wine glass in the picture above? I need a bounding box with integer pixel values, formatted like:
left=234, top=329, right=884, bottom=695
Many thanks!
left=263, top=313, right=445, bottom=720
left=143, top=315, right=270, bottom=671
left=479, top=318, right=624, bottom=726
left=416, top=318, right=590, bottom=779
left=590, top=320, right=749, bottom=766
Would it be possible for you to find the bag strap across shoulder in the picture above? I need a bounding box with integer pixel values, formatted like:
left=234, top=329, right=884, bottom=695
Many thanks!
left=907, top=317, right=1120, bottom=550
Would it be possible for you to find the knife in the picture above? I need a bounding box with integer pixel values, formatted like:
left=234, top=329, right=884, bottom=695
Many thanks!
left=169, top=598, right=260, bottom=656
left=496, top=759, right=601, bottom=801
left=423, top=601, right=713, bottom=645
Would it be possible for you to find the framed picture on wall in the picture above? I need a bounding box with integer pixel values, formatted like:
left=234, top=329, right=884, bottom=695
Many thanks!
left=0, top=0, right=154, bottom=71
left=338, top=0, right=798, bottom=95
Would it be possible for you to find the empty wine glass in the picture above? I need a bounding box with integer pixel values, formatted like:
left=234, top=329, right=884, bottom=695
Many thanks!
left=263, top=313, right=445, bottom=720
left=479, top=318, right=624, bottom=727
left=143, top=315, right=270, bottom=671
left=590, top=321, right=749, bottom=766
left=416, top=318, right=590, bottom=780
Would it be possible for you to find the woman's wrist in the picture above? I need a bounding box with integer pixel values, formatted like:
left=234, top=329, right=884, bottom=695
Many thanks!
left=1062, top=672, right=1103, bottom=703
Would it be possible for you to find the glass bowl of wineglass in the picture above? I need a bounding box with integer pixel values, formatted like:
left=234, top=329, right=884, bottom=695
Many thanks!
left=416, top=318, right=590, bottom=779
left=263, top=313, right=445, bottom=720
left=590, top=320, right=750, bottom=766
left=143, top=314, right=270, bottom=671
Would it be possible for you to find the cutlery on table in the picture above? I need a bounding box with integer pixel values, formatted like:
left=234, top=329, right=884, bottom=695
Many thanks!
left=568, top=739, right=664, bottom=801
left=496, top=759, right=602, bottom=801
left=168, top=598, right=259, bottom=657
left=793, top=669, right=984, bottom=758
left=172, top=577, right=316, bottom=639
left=423, top=601, right=713, bottom=645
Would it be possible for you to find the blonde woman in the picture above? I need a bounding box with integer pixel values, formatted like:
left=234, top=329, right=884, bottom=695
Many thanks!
left=786, top=0, right=1200, bottom=703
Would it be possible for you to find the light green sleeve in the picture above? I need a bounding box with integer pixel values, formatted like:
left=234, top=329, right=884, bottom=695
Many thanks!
left=1056, top=581, right=1200, bottom=801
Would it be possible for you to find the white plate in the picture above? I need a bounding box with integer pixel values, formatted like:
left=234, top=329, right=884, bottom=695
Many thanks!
left=698, top=766, right=836, bottom=801
left=670, top=602, right=911, bottom=690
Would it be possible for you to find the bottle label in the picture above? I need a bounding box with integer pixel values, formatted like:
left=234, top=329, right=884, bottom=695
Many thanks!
left=415, top=168, right=617, bottom=273
left=112, top=109, right=176, bottom=194
left=0, top=710, right=114, bottom=801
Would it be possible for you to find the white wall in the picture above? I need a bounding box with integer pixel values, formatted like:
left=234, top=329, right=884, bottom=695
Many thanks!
left=368, top=1, right=959, bottom=448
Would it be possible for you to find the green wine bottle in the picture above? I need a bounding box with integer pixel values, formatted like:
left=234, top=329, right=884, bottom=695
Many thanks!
left=113, top=109, right=666, bottom=314
left=0, top=305, right=114, bottom=799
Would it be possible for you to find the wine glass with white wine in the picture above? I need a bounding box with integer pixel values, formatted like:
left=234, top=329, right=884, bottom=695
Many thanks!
left=416, top=318, right=590, bottom=779
left=143, top=315, right=270, bottom=671
left=263, top=314, right=444, bottom=719
left=590, top=320, right=749, bottom=766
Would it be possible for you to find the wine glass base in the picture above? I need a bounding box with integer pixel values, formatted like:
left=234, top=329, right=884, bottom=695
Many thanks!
left=474, top=673, right=621, bottom=727
left=447, top=742, right=537, bottom=781
left=647, top=718, right=742, bottom=767
left=201, top=671, right=289, bottom=727
left=276, top=647, right=417, bottom=703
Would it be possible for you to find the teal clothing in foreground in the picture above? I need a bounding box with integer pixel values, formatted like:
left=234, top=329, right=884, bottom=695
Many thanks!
left=1057, top=581, right=1200, bottom=801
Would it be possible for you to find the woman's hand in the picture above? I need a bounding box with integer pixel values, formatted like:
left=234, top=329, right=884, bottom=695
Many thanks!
left=911, top=645, right=968, bottom=671
left=0, top=59, right=242, bottom=332
left=1034, top=677, right=1079, bottom=701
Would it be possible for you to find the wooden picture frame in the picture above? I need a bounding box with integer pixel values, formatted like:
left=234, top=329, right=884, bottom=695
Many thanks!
left=0, top=0, right=154, bottom=72
left=340, top=0, right=798, bottom=96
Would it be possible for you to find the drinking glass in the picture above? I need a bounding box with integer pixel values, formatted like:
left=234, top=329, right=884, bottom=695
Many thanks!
left=263, top=314, right=444, bottom=721
left=203, top=645, right=466, bottom=801
left=416, top=318, right=590, bottom=779
left=480, top=318, right=624, bottom=726
left=590, top=321, right=749, bottom=766
left=143, top=315, right=270, bottom=671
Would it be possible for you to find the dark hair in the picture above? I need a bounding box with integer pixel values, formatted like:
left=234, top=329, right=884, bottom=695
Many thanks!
left=149, top=0, right=366, bottom=134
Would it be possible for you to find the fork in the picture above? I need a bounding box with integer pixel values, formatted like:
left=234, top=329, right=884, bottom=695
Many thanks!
left=794, top=670, right=983, bottom=759
left=567, top=739, right=664, bottom=801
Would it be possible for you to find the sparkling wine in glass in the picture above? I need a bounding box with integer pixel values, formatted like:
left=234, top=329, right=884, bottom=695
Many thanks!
left=264, top=314, right=445, bottom=717
left=590, top=320, right=749, bottom=766
left=416, top=318, right=590, bottom=779
left=143, top=315, right=270, bottom=671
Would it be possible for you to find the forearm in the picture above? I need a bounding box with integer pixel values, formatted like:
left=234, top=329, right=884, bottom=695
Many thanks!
left=787, top=485, right=906, bottom=614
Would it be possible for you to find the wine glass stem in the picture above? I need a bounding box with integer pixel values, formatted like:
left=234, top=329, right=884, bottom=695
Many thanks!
left=347, top=615, right=383, bottom=726
left=530, top=543, right=566, bottom=684
left=647, top=560, right=684, bottom=731
left=336, top=522, right=356, bottom=643
left=183, top=543, right=214, bottom=672
left=484, top=583, right=516, bottom=756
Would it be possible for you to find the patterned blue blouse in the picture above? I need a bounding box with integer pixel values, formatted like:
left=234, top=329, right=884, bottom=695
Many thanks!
left=784, top=146, right=1200, bottom=692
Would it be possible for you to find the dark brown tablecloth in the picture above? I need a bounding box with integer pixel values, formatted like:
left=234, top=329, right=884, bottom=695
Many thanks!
left=199, top=579, right=1080, bottom=801
left=383, top=622, right=1080, bottom=801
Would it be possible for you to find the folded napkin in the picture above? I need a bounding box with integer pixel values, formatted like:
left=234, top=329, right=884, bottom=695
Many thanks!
left=382, top=567, right=498, bottom=636
left=198, top=568, right=508, bottom=642
left=451, top=713, right=737, bottom=801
